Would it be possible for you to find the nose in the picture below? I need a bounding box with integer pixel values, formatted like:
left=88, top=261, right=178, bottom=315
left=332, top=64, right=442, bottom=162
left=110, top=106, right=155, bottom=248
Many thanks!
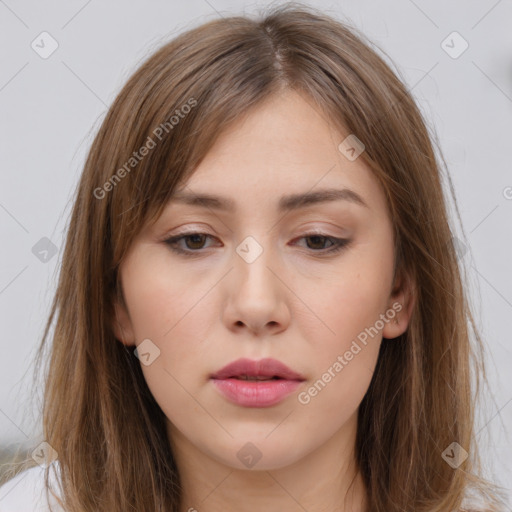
left=221, top=241, right=291, bottom=337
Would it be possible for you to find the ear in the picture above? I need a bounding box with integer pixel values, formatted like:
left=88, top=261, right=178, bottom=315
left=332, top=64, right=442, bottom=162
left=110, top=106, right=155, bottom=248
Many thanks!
left=112, top=291, right=136, bottom=346
left=382, top=267, right=416, bottom=340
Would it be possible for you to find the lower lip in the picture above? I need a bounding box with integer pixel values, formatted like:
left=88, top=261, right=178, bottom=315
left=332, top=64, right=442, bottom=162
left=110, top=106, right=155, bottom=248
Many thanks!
left=211, top=378, right=303, bottom=407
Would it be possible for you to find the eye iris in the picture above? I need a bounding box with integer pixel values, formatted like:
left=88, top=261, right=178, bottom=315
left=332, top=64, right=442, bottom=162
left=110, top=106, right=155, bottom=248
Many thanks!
left=185, top=234, right=206, bottom=249
left=306, top=235, right=329, bottom=250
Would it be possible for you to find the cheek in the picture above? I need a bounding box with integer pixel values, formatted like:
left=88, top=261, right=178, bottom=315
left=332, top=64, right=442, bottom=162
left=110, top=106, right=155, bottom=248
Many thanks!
left=140, top=360, right=210, bottom=450
left=293, top=242, right=394, bottom=417
left=301, top=243, right=394, bottom=356
left=122, top=249, right=219, bottom=395
left=295, top=267, right=389, bottom=424
left=122, top=247, right=215, bottom=343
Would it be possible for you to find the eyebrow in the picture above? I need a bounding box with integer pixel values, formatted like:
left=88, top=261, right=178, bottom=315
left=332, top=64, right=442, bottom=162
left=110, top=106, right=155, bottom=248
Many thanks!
left=168, top=187, right=369, bottom=212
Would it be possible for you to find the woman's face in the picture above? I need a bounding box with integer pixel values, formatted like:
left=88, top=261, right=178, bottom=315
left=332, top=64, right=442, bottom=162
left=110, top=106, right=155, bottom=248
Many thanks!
left=114, top=89, right=411, bottom=471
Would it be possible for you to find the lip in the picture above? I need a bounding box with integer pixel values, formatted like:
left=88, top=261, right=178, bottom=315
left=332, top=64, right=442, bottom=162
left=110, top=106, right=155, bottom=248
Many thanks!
left=210, top=357, right=305, bottom=380
left=210, top=358, right=305, bottom=408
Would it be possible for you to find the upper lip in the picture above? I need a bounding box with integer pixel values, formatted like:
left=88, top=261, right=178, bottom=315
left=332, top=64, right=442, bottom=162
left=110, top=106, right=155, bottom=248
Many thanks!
left=210, top=358, right=305, bottom=380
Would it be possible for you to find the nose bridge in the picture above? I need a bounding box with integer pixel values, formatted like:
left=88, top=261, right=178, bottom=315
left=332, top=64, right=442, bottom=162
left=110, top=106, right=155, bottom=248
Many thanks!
left=234, top=233, right=277, bottom=296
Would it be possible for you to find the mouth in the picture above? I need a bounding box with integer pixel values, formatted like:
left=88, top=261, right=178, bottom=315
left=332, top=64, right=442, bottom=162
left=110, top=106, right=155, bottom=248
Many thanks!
left=210, top=358, right=305, bottom=407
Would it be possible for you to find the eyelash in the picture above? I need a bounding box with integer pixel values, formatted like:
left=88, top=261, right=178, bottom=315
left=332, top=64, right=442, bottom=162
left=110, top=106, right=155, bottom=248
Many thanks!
left=163, top=232, right=351, bottom=257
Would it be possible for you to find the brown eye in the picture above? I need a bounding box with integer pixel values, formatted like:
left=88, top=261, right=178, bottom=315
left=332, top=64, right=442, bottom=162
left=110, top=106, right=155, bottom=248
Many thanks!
left=164, top=232, right=218, bottom=255
left=183, top=234, right=208, bottom=250
left=164, top=232, right=351, bottom=257
left=294, top=234, right=351, bottom=255
left=304, top=235, right=334, bottom=250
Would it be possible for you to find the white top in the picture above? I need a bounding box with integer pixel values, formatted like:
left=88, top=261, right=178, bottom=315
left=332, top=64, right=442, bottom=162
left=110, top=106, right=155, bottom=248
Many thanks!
left=0, top=464, right=64, bottom=512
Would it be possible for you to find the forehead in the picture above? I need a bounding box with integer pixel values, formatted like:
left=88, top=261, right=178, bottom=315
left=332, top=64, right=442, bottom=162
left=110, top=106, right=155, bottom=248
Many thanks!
left=168, top=90, right=388, bottom=218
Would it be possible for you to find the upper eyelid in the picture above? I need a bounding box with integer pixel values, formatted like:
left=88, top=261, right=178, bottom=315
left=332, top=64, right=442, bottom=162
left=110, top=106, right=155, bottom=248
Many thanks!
left=167, top=223, right=346, bottom=236
left=166, top=229, right=341, bottom=240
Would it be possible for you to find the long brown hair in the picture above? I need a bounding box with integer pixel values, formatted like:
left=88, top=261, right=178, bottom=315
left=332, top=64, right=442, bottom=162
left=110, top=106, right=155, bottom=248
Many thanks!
left=7, top=2, right=508, bottom=511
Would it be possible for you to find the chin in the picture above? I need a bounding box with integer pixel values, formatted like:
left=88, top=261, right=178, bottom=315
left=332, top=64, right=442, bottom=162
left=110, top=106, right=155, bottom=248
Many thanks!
left=207, top=434, right=308, bottom=471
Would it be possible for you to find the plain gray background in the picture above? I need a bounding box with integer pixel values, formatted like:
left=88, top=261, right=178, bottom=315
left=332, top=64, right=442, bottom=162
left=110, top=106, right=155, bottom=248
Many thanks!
left=0, top=0, right=511, bottom=500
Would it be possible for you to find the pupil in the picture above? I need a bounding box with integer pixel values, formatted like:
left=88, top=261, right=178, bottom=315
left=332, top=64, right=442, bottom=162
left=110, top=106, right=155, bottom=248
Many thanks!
left=308, top=235, right=325, bottom=249
left=186, top=234, right=205, bottom=249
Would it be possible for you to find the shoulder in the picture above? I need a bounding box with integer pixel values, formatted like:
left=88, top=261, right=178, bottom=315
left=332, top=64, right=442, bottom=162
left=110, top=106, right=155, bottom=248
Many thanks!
left=0, top=463, right=63, bottom=512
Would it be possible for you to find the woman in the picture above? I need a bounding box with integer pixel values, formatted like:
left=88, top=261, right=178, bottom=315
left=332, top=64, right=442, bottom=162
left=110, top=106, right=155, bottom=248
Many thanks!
left=0, top=3, right=508, bottom=511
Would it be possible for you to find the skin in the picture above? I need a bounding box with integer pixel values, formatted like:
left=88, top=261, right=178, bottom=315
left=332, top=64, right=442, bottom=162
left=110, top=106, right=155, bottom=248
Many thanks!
left=113, top=89, right=415, bottom=512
